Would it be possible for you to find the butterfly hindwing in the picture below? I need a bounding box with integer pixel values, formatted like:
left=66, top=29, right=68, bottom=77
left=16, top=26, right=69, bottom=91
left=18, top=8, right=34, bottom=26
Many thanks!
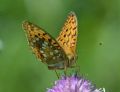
left=57, top=12, right=78, bottom=65
left=22, top=21, right=68, bottom=69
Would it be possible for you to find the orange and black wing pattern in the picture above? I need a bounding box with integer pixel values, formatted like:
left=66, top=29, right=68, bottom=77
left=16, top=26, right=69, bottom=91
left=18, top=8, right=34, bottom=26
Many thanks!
left=57, top=12, right=78, bottom=64
left=22, top=21, right=68, bottom=69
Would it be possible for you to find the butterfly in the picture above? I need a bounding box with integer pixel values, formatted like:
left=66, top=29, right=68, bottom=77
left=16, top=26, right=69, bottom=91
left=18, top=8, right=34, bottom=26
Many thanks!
left=22, top=11, right=78, bottom=70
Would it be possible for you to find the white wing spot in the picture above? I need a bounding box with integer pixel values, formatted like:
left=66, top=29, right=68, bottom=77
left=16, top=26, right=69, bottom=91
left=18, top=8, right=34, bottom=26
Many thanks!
left=36, top=38, right=39, bottom=41
left=40, top=50, right=44, bottom=53
left=53, top=57, right=55, bottom=60
left=50, top=52, right=53, bottom=56
left=54, top=50, right=59, bottom=53
left=44, top=41, right=48, bottom=45
left=43, top=53, right=47, bottom=58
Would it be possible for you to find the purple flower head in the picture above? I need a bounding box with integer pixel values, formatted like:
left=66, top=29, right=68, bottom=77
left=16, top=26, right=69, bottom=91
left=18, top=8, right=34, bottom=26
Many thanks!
left=47, top=75, right=105, bottom=92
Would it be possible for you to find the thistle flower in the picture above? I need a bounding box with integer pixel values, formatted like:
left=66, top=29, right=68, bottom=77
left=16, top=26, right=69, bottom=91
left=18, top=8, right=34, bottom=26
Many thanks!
left=47, top=74, right=105, bottom=92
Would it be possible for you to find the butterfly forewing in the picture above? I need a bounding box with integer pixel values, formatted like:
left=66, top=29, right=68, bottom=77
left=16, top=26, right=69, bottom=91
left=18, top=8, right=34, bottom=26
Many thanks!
left=22, top=21, right=68, bottom=69
left=57, top=12, right=78, bottom=65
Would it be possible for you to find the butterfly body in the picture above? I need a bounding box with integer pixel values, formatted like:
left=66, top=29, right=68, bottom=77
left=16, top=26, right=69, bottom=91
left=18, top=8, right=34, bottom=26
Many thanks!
left=22, top=12, right=77, bottom=70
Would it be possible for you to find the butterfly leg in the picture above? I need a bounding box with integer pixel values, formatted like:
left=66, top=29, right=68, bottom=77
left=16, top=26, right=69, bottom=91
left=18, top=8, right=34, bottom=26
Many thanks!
left=73, top=55, right=80, bottom=74
left=70, top=62, right=80, bottom=75
left=75, top=62, right=80, bottom=74
left=55, top=70, right=60, bottom=79
left=64, top=64, right=67, bottom=77
left=75, top=55, right=80, bottom=71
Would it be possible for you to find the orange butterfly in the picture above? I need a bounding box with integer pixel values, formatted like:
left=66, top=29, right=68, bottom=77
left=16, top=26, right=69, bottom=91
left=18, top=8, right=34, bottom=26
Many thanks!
left=22, top=12, right=78, bottom=71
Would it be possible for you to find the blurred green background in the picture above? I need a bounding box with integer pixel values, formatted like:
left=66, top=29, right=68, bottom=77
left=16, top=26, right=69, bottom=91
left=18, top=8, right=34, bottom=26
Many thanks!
left=0, top=0, right=119, bottom=92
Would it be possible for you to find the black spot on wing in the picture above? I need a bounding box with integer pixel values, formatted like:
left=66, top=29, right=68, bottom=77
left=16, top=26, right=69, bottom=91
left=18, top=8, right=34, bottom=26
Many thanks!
left=73, top=27, right=77, bottom=30
left=63, top=34, right=66, bottom=37
left=66, top=29, right=68, bottom=32
left=43, top=33, right=47, bottom=36
left=35, top=35, right=38, bottom=37
left=67, top=31, right=71, bottom=36
left=63, top=42, right=66, bottom=45
left=60, top=39, right=63, bottom=41
left=38, top=33, right=40, bottom=36
left=48, top=38, right=52, bottom=43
